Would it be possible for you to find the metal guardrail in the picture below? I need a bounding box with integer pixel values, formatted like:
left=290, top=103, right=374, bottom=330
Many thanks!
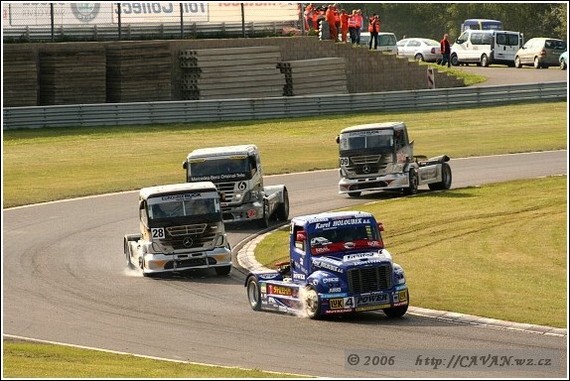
left=2, top=82, right=567, bottom=130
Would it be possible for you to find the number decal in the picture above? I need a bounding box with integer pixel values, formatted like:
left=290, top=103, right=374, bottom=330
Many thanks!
left=340, top=157, right=349, bottom=166
left=151, top=228, right=165, bottom=239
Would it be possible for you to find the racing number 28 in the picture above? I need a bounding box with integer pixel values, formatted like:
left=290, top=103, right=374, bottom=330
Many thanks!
left=151, top=228, right=165, bottom=239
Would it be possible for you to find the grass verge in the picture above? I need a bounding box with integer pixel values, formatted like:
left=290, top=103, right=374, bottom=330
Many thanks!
left=254, top=176, right=567, bottom=328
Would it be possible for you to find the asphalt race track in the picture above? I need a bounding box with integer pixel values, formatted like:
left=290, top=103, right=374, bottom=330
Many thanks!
left=3, top=150, right=567, bottom=378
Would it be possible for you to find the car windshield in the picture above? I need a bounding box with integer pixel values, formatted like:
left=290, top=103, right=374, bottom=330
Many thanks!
left=339, top=129, right=394, bottom=153
left=379, top=35, right=396, bottom=46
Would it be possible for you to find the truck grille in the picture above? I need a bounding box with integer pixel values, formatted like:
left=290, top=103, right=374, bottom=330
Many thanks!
left=216, top=182, right=236, bottom=202
left=348, top=264, right=392, bottom=293
left=351, top=155, right=381, bottom=165
left=349, top=155, right=388, bottom=175
left=162, top=223, right=219, bottom=250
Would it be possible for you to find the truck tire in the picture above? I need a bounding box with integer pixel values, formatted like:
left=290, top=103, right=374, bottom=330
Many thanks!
left=428, top=162, right=452, bottom=190
left=123, top=234, right=140, bottom=270
left=215, top=265, right=232, bottom=276
left=259, top=201, right=270, bottom=228
left=304, top=286, right=321, bottom=319
left=348, top=191, right=361, bottom=198
left=383, top=303, right=408, bottom=318
left=404, top=168, right=418, bottom=195
left=246, top=277, right=262, bottom=311
left=274, top=188, right=289, bottom=221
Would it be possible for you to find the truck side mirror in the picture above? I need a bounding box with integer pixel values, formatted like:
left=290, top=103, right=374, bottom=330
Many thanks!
left=182, top=161, right=188, bottom=169
left=335, top=135, right=340, bottom=144
left=377, top=222, right=384, bottom=232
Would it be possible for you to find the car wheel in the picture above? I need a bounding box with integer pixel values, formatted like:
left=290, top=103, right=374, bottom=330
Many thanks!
left=304, top=286, right=321, bottom=319
left=246, top=277, right=262, bottom=311
left=450, top=54, right=459, bottom=66
left=481, top=54, right=489, bottom=67
left=561, top=59, right=567, bottom=70
left=514, top=56, right=522, bottom=68
left=533, top=57, right=541, bottom=69
left=414, top=53, right=424, bottom=62
left=404, top=168, right=418, bottom=195
left=428, top=162, right=452, bottom=191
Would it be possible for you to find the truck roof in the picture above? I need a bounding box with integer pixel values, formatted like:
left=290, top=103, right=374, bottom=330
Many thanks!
left=186, top=144, right=258, bottom=159
left=292, top=211, right=375, bottom=225
left=139, top=181, right=218, bottom=200
left=339, top=122, right=405, bottom=134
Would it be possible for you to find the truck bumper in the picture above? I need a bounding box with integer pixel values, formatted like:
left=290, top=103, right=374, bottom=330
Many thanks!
left=221, top=201, right=264, bottom=222
left=142, top=247, right=232, bottom=274
left=338, top=173, right=409, bottom=194
left=321, top=287, right=409, bottom=315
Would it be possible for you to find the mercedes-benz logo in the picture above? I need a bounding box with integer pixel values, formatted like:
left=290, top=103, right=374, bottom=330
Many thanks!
left=362, top=164, right=371, bottom=174
left=182, top=237, right=193, bottom=247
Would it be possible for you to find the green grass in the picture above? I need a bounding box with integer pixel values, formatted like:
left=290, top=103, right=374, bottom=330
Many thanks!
left=2, top=101, right=566, bottom=208
left=255, top=176, right=567, bottom=328
left=2, top=340, right=302, bottom=378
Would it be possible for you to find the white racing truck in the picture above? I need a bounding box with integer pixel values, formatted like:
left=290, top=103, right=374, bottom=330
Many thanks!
left=182, top=144, right=289, bottom=227
left=123, top=181, right=233, bottom=277
left=336, top=122, right=452, bottom=197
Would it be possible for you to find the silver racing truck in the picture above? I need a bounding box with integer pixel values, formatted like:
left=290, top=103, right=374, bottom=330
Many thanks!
left=336, top=122, right=452, bottom=197
left=182, top=144, right=289, bottom=227
left=123, top=181, right=232, bottom=277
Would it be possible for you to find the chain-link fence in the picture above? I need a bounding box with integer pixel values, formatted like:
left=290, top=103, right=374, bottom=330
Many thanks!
left=2, top=2, right=306, bottom=42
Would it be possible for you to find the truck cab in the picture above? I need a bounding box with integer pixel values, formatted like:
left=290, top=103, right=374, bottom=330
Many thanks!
left=336, top=122, right=452, bottom=197
left=123, top=181, right=232, bottom=276
left=245, top=211, right=409, bottom=319
left=182, top=144, right=289, bottom=227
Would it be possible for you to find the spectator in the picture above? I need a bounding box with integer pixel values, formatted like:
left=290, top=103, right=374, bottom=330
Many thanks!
left=355, top=9, right=364, bottom=44
left=368, top=14, right=380, bottom=50
left=348, top=10, right=358, bottom=44
left=304, top=3, right=315, bottom=32
left=326, top=4, right=337, bottom=41
left=339, top=9, right=349, bottom=43
left=440, top=33, right=451, bottom=67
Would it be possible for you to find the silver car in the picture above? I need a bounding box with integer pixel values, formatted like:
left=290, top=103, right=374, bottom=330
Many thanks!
left=397, top=38, right=442, bottom=62
left=514, top=37, right=567, bottom=69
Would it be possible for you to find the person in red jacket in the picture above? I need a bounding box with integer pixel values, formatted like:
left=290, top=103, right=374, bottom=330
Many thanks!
left=368, top=14, right=380, bottom=50
left=339, top=9, right=349, bottom=43
left=326, top=5, right=337, bottom=41
left=440, top=33, right=451, bottom=67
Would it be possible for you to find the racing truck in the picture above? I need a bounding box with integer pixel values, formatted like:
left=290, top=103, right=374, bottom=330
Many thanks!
left=244, top=211, right=409, bottom=319
left=182, top=144, right=289, bottom=227
left=123, top=181, right=232, bottom=277
left=336, top=122, right=452, bottom=197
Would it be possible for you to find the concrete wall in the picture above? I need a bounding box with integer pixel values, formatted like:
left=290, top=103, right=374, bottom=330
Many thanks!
left=3, top=36, right=464, bottom=106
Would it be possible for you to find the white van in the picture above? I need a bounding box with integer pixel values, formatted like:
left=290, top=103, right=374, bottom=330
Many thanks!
left=359, top=32, right=398, bottom=54
left=450, top=29, right=524, bottom=67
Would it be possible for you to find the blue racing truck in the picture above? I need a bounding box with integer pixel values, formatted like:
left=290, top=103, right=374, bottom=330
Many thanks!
left=245, top=211, right=409, bottom=319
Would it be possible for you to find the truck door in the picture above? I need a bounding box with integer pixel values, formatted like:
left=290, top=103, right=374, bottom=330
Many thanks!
left=290, top=225, right=310, bottom=282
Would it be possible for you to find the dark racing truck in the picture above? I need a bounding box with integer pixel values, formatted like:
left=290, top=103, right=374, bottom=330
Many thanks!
left=245, top=211, right=409, bottom=319
left=336, top=122, right=452, bottom=197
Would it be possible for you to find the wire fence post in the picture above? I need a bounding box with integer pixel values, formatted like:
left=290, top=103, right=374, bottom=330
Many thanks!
left=241, top=3, right=246, bottom=37
left=180, top=3, right=184, bottom=39
left=50, top=3, right=54, bottom=41
left=117, top=3, right=122, bottom=40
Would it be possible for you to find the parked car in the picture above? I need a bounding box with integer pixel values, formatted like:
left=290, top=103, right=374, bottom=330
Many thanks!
left=450, top=29, right=524, bottom=67
left=397, top=38, right=442, bottom=62
left=559, top=51, right=567, bottom=70
left=358, top=32, right=398, bottom=54
left=514, top=37, right=567, bottom=69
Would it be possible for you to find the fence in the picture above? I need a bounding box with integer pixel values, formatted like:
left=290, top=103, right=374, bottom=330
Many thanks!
left=3, top=82, right=566, bottom=130
left=2, top=2, right=305, bottom=42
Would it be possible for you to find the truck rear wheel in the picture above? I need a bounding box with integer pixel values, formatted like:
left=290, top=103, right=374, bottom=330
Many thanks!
left=428, top=163, right=452, bottom=190
left=274, top=188, right=289, bottom=221
left=246, top=277, right=262, bottom=311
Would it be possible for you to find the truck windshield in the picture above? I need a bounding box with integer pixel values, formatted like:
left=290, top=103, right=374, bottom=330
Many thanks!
left=339, top=130, right=394, bottom=153
left=188, top=158, right=251, bottom=181
left=147, top=194, right=220, bottom=220
left=309, top=225, right=382, bottom=255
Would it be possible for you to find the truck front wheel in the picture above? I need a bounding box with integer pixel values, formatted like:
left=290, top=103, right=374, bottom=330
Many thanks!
left=246, top=277, right=262, bottom=311
left=383, top=303, right=408, bottom=318
left=215, top=265, right=232, bottom=276
left=274, top=188, right=289, bottom=221
left=428, top=163, right=452, bottom=190
left=304, top=286, right=321, bottom=319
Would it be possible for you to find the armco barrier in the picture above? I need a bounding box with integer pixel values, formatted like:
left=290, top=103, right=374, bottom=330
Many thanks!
left=2, top=82, right=567, bottom=130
